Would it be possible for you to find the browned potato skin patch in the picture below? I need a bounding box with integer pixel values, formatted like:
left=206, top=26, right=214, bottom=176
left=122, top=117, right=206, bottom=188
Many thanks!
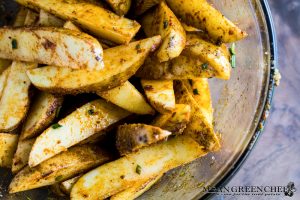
left=16, top=0, right=141, bottom=44
left=165, top=0, right=247, bottom=43
left=116, top=123, right=171, bottom=155
left=9, top=144, right=113, bottom=193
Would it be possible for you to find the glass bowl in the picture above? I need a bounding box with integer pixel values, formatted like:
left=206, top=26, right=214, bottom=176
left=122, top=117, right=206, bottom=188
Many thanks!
left=0, top=0, right=277, bottom=199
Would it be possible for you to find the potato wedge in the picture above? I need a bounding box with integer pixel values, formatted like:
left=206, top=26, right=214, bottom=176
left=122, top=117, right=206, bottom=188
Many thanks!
left=51, top=184, right=66, bottom=197
left=20, top=92, right=63, bottom=140
left=12, top=138, right=35, bottom=174
left=165, top=0, right=247, bottom=43
left=136, top=53, right=216, bottom=80
left=0, top=67, right=10, bottom=98
left=135, top=0, right=160, bottom=15
left=182, top=23, right=201, bottom=32
left=175, top=81, right=220, bottom=151
left=63, top=21, right=81, bottom=31
left=185, top=33, right=231, bottom=80
left=27, top=36, right=162, bottom=94
left=23, top=9, right=39, bottom=25
left=111, top=174, right=162, bottom=200
left=185, top=78, right=213, bottom=124
left=141, top=1, right=186, bottom=62
left=105, top=0, right=131, bottom=16
left=0, top=133, right=19, bottom=168
left=0, top=61, right=37, bottom=132
left=152, top=104, right=191, bottom=135
left=116, top=124, right=172, bottom=155
left=28, top=99, right=131, bottom=167
left=16, top=0, right=141, bottom=44
left=97, top=81, right=154, bottom=115
left=9, top=144, right=113, bottom=193
left=141, top=80, right=175, bottom=113
left=71, top=135, right=206, bottom=200
left=38, top=9, right=64, bottom=27
left=60, top=175, right=82, bottom=194
left=0, top=27, right=104, bottom=71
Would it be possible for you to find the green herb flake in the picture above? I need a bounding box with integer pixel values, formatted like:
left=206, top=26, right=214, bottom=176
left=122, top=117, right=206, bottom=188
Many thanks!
left=26, top=196, right=32, bottom=200
left=231, top=54, right=236, bottom=68
left=136, top=164, right=142, bottom=175
left=55, top=175, right=63, bottom=182
left=193, top=89, right=199, bottom=95
left=229, top=43, right=236, bottom=55
left=52, top=123, right=62, bottom=129
left=201, top=63, right=208, bottom=70
left=11, top=39, right=18, bottom=49
left=88, top=109, right=95, bottom=115
left=163, top=20, right=169, bottom=29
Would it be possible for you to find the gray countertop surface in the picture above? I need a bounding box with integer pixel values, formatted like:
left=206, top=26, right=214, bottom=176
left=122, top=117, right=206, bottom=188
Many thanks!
left=213, top=0, right=300, bottom=199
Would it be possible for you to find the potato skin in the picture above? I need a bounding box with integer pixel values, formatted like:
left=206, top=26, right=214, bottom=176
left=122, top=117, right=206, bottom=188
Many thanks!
left=16, top=0, right=140, bottom=44
left=116, top=124, right=172, bottom=155
left=0, top=27, right=104, bottom=71
left=141, top=80, right=175, bottom=113
left=71, top=135, right=206, bottom=200
left=141, top=1, right=186, bottom=62
left=27, top=36, right=162, bottom=94
left=9, top=144, right=113, bottom=193
left=165, top=0, right=247, bottom=43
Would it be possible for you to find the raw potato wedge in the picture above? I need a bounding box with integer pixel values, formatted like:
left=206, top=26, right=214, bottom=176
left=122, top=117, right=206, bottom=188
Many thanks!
left=9, top=144, right=113, bottom=193
left=71, top=135, right=206, bottom=200
left=165, top=0, right=247, bottom=43
left=97, top=81, right=155, bottom=115
left=141, top=1, right=186, bottom=62
left=175, top=81, right=220, bottom=151
left=16, top=0, right=141, bottom=44
left=185, top=33, right=231, bottom=80
left=152, top=104, right=191, bottom=135
left=38, top=9, right=64, bottom=27
left=105, top=0, right=131, bottom=16
left=0, top=133, right=19, bottom=168
left=12, top=138, right=35, bottom=174
left=135, top=0, right=160, bottom=15
left=60, top=175, right=82, bottom=194
left=20, top=92, right=63, bottom=140
left=186, top=78, right=213, bottom=124
left=111, top=174, right=162, bottom=200
left=116, top=124, right=172, bottom=155
left=0, top=27, right=104, bottom=71
left=141, top=80, right=175, bottom=113
left=27, top=36, right=162, bottom=94
left=0, top=61, right=37, bottom=132
left=28, top=99, right=131, bottom=167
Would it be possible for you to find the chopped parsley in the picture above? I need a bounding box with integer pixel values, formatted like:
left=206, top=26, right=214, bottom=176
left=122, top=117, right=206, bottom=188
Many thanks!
left=163, top=20, right=169, bottom=29
left=229, top=43, right=236, bottom=68
left=136, top=164, right=142, bottom=174
left=201, top=63, right=208, bottom=70
left=52, top=123, right=62, bottom=129
left=88, top=109, right=95, bottom=115
left=11, top=39, right=18, bottom=49
left=193, top=89, right=199, bottom=95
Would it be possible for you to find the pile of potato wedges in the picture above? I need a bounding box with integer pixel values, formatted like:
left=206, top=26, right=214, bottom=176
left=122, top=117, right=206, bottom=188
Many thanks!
left=0, top=0, right=246, bottom=199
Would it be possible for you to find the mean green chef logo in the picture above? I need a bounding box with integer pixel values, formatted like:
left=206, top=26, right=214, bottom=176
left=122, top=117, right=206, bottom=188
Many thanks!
left=200, top=182, right=296, bottom=197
